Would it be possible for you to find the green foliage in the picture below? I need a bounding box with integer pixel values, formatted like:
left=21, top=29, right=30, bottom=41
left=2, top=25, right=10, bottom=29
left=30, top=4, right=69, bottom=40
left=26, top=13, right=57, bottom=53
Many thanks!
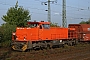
left=0, top=40, right=11, bottom=47
left=79, top=19, right=90, bottom=24
left=50, top=22, right=60, bottom=27
left=79, top=21, right=86, bottom=24
left=2, top=2, right=31, bottom=27
left=0, top=31, right=3, bottom=43
left=0, top=23, right=16, bottom=42
left=0, top=1, right=31, bottom=47
left=0, top=23, right=16, bottom=47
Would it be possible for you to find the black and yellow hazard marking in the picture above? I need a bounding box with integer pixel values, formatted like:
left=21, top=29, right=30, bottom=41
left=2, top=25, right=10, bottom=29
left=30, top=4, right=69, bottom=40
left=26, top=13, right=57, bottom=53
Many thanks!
left=22, top=44, right=27, bottom=51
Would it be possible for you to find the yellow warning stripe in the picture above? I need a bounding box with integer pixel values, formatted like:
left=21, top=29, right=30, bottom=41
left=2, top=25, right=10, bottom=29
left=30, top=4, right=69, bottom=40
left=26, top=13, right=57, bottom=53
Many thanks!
left=22, top=44, right=27, bottom=51
left=12, top=45, right=16, bottom=50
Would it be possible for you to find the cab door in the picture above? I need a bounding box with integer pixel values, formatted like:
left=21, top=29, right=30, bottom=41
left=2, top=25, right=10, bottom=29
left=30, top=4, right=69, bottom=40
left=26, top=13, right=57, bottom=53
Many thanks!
left=39, top=24, right=51, bottom=40
left=38, top=25, right=43, bottom=40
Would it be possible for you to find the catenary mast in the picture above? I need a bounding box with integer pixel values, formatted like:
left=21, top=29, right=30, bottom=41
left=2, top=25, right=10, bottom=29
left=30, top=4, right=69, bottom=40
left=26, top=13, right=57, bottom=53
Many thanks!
left=42, top=0, right=57, bottom=22
left=62, top=0, right=67, bottom=27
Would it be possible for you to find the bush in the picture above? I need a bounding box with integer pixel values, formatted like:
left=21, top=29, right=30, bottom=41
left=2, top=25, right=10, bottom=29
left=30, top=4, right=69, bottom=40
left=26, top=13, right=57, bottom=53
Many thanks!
left=0, top=40, right=11, bottom=47
left=0, top=23, right=16, bottom=47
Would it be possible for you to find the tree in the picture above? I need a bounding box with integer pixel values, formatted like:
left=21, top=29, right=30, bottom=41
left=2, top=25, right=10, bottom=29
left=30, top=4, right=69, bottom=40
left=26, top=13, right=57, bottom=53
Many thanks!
left=1, top=23, right=16, bottom=41
left=79, top=19, right=90, bottom=24
left=0, top=1, right=31, bottom=47
left=50, top=22, right=60, bottom=27
left=86, top=20, right=90, bottom=24
left=2, top=1, right=31, bottom=27
left=0, top=23, right=17, bottom=47
left=79, top=21, right=86, bottom=24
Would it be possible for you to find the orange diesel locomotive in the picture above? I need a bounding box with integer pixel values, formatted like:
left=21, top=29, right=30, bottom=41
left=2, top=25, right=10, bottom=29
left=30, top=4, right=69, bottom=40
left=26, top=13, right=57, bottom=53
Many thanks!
left=12, top=21, right=70, bottom=51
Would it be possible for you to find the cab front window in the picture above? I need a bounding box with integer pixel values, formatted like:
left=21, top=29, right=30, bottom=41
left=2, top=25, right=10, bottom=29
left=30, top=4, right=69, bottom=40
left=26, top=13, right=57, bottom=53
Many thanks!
left=42, top=24, right=50, bottom=29
left=28, top=24, right=38, bottom=28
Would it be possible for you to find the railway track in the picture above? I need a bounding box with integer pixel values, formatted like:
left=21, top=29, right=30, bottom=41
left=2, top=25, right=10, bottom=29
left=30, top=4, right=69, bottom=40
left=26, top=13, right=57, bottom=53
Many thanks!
left=0, top=44, right=90, bottom=60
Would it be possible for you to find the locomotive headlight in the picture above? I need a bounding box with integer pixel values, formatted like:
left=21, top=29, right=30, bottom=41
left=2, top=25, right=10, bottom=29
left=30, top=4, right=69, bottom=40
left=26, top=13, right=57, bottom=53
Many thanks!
left=16, top=38, right=18, bottom=40
left=24, top=37, right=26, bottom=40
left=24, top=38, right=26, bottom=40
left=13, top=33, right=16, bottom=35
left=60, top=40, right=62, bottom=42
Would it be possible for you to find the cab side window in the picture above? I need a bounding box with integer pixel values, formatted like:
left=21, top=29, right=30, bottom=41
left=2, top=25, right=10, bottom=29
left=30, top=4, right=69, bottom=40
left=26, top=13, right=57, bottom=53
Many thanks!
left=42, top=24, right=50, bottom=29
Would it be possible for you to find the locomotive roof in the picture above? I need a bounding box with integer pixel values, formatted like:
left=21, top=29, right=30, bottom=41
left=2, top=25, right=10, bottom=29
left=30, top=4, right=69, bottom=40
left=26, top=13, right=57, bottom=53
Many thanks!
left=28, top=21, right=50, bottom=24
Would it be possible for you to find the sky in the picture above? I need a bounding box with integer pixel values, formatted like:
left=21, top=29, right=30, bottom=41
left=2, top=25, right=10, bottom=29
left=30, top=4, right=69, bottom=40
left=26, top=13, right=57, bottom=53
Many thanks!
left=0, top=0, right=90, bottom=26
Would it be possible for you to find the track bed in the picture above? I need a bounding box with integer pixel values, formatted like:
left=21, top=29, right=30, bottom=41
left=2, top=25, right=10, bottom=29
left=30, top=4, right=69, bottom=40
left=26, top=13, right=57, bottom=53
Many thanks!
left=0, top=44, right=90, bottom=60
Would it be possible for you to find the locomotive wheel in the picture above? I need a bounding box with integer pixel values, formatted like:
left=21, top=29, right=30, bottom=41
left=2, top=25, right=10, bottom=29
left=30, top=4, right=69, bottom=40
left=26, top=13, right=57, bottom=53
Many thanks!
left=47, top=43, right=52, bottom=49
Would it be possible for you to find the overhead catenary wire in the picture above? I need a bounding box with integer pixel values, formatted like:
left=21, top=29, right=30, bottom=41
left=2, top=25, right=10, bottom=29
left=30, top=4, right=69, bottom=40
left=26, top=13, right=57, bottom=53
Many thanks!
left=54, top=3, right=90, bottom=11
left=0, top=1, right=90, bottom=12
left=0, top=0, right=90, bottom=20
left=34, top=0, right=90, bottom=11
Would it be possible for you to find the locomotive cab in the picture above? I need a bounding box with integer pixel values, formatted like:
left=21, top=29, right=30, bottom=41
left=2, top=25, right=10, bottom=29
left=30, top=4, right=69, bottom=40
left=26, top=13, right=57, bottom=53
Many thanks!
left=12, top=21, right=50, bottom=40
left=11, top=21, right=51, bottom=51
left=27, top=21, right=50, bottom=29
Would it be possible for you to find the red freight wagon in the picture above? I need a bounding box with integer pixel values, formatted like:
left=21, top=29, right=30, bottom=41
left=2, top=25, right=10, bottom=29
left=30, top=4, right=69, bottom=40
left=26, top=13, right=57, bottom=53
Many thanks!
left=68, top=24, right=90, bottom=42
